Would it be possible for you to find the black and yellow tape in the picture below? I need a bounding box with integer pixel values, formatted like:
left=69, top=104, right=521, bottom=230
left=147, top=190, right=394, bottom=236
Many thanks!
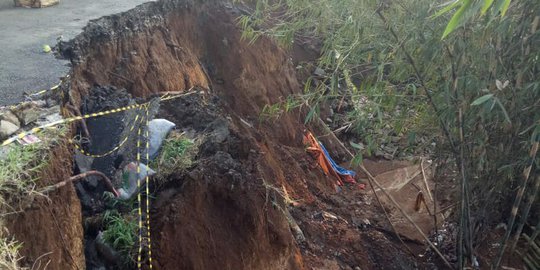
left=70, top=107, right=148, bottom=158
left=1, top=90, right=202, bottom=147
left=135, top=106, right=154, bottom=269
left=27, top=82, right=61, bottom=97
left=144, top=108, right=153, bottom=269
left=136, top=118, right=144, bottom=269
left=0, top=89, right=201, bottom=269
left=1, top=103, right=146, bottom=147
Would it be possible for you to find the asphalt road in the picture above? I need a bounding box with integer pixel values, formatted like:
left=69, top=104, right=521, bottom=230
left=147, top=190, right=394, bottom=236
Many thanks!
left=0, top=0, right=153, bottom=106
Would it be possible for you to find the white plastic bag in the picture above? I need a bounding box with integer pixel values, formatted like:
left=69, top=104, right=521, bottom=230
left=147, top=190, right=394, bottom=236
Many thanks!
left=148, top=119, right=176, bottom=160
left=117, top=162, right=156, bottom=200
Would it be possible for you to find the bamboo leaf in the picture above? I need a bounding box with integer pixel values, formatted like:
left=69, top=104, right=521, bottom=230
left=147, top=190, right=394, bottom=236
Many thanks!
left=304, top=105, right=318, bottom=124
left=481, top=0, right=495, bottom=15
left=471, top=94, right=494, bottom=105
left=495, top=98, right=512, bottom=124
left=432, top=0, right=462, bottom=18
left=349, top=141, right=364, bottom=150
left=500, top=0, right=511, bottom=16
left=351, top=152, right=363, bottom=167
left=442, top=0, right=472, bottom=39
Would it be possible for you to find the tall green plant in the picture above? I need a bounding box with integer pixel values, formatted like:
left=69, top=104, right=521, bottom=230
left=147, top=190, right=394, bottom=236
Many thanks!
left=238, top=0, right=539, bottom=268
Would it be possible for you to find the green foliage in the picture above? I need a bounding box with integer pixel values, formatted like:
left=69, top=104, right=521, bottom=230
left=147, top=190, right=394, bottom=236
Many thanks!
left=0, top=126, right=66, bottom=207
left=239, top=0, right=539, bottom=266
left=151, top=132, right=198, bottom=182
left=102, top=210, right=137, bottom=265
left=435, top=0, right=514, bottom=38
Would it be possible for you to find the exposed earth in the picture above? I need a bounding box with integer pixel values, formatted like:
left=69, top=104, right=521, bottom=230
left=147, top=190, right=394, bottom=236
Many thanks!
left=2, top=0, right=525, bottom=270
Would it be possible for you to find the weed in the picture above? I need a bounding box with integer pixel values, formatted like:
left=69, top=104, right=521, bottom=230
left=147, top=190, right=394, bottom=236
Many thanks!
left=0, top=237, right=24, bottom=270
left=0, top=125, right=66, bottom=208
left=102, top=210, right=138, bottom=266
left=151, top=131, right=198, bottom=182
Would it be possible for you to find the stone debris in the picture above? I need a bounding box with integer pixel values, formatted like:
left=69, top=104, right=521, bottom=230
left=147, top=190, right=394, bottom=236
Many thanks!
left=0, top=110, right=20, bottom=127
left=0, top=120, right=19, bottom=140
left=11, top=102, right=43, bottom=126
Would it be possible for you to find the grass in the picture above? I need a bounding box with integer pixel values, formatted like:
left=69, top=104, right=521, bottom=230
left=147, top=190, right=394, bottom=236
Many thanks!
left=0, top=126, right=66, bottom=208
left=0, top=126, right=66, bottom=270
left=0, top=143, right=47, bottom=205
left=151, top=131, right=198, bottom=183
left=102, top=210, right=138, bottom=266
left=0, top=237, right=24, bottom=270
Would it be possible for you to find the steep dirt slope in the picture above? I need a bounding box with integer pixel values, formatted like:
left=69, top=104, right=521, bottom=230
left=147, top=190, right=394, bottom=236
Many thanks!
left=41, top=0, right=428, bottom=269
left=6, top=141, right=85, bottom=269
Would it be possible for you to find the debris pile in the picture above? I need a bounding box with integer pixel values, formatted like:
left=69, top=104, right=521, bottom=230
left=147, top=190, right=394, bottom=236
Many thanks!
left=0, top=97, right=61, bottom=146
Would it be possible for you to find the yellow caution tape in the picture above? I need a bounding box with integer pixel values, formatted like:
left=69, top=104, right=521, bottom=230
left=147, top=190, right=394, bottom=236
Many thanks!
left=1, top=103, right=146, bottom=147
left=136, top=117, right=144, bottom=269
left=1, top=89, right=201, bottom=147
left=70, top=107, right=148, bottom=158
left=144, top=107, right=153, bottom=269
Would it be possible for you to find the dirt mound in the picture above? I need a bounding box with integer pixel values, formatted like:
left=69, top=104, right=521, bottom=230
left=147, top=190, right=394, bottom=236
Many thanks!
left=7, top=0, right=437, bottom=269
left=6, top=140, right=84, bottom=269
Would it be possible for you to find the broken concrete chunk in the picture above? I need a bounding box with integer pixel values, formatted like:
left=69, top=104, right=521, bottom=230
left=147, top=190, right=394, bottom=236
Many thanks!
left=43, top=105, right=60, bottom=115
left=0, top=120, right=19, bottom=140
left=0, top=111, right=20, bottom=127
left=36, top=112, right=63, bottom=126
left=12, top=103, right=42, bottom=126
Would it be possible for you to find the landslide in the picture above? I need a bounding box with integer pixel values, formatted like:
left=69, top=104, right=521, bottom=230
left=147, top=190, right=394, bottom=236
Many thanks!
left=7, top=0, right=429, bottom=269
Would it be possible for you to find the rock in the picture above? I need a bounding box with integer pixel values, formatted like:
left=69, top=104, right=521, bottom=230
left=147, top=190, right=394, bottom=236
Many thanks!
left=33, top=100, right=47, bottom=107
left=0, top=111, right=20, bottom=127
left=43, top=105, right=60, bottom=114
left=95, top=231, right=121, bottom=266
left=0, top=120, right=19, bottom=139
left=12, top=103, right=42, bottom=126
left=314, top=67, right=326, bottom=77
left=85, top=175, right=100, bottom=189
left=36, top=112, right=63, bottom=126
left=74, top=152, right=94, bottom=173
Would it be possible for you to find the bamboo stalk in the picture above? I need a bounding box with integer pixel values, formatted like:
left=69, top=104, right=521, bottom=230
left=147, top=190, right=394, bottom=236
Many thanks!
left=494, top=140, right=538, bottom=269
left=510, top=175, right=540, bottom=252
left=522, top=234, right=540, bottom=256
left=529, top=220, right=540, bottom=248
left=420, top=158, right=434, bottom=204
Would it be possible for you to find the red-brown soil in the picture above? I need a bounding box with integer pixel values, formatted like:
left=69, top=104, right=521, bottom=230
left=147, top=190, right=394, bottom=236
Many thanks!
left=6, top=140, right=85, bottom=269
left=7, top=0, right=445, bottom=269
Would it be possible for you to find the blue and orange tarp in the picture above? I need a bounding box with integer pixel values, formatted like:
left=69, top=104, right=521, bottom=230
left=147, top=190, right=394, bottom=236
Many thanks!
left=303, top=131, right=356, bottom=186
